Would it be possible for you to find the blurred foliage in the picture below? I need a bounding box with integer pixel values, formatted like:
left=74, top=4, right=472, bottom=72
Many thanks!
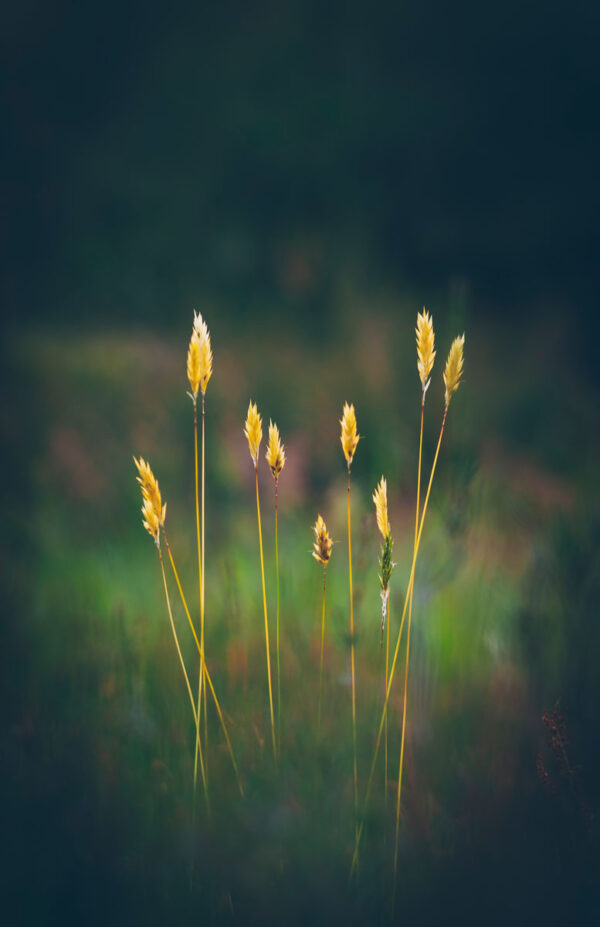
left=2, top=313, right=599, bottom=923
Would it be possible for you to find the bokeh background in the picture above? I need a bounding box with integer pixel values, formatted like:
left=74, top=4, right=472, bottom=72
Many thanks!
left=2, top=2, right=600, bottom=924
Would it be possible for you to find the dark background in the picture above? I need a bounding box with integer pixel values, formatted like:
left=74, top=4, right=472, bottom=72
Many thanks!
left=2, top=2, right=600, bottom=925
left=3, top=0, right=600, bottom=351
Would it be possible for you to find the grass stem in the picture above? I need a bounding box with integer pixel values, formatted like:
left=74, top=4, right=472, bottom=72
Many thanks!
left=350, top=407, right=448, bottom=876
left=318, top=565, right=327, bottom=736
left=158, top=546, right=208, bottom=812
left=163, top=531, right=244, bottom=796
left=256, top=467, right=277, bottom=765
left=392, top=393, right=425, bottom=905
left=347, top=466, right=358, bottom=847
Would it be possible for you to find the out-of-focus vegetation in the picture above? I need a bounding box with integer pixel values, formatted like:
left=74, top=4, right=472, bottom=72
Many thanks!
left=3, top=0, right=600, bottom=922
left=3, top=302, right=599, bottom=924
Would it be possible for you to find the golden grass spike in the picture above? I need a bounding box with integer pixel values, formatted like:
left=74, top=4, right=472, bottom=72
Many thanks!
left=187, top=331, right=201, bottom=400
left=372, top=476, right=390, bottom=541
left=266, top=420, right=286, bottom=479
left=340, top=402, right=360, bottom=466
left=443, top=334, right=465, bottom=407
left=312, top=514, right=333, bottom=565
left=244, top=401, right=263, bottom=465
left=134, top=456, right=166, bottom=545
left=416, top=308, right=435, bottom=390
left=193, top=311, right=213, bottom=394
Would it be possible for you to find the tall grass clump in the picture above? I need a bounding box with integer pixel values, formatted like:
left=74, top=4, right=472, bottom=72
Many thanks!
left=187, top=311, right=213, bottom=793
left=312, top=513, right=333, bottom=735
left=351, top=332, right=465, bottom=877
left=340, top=401, right=360, bottom=844
left=245, top=401, right=277, bottom=764
left=266, top=420, right=286, bottom=748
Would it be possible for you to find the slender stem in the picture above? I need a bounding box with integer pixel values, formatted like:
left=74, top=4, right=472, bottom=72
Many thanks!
left=192, top=400, right=204, bottom=792
left=256, top=467, right=277, bottom=765
left=201, top=393, right=208, bottom=760
left=275, top=478, right=281, bottom=750
left=347, top=466, right=358, bottom=844
left=317, top=565, right=327, bottom=736
left=350, top=407, right=448, bottom=876
left=384, top=593, right=390, bottom=802
left=158, top=546, right=208, bottom=811
left=393, top=393, right=425, bottom=904
left=163, top=531, right=244, bottom=796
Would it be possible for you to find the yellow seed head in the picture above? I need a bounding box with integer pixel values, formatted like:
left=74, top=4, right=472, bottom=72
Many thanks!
left=244, top=401, right=263, bottom=465
left=372, top=476, right=390, bottom=540
left=443, top=334, right=465, bottom=407
left=187, top=331, right=201, bottom=399
left=193, top=311, right=213, bottom=394
left=312, top=514, right=333, bottom=566
left=266, top=420, right=286, bottom=480
left=416, top=308, right=436, bottom=390
left=133, top=456, right=166, bottom=544
left=340, top=402, right=360, bottom=466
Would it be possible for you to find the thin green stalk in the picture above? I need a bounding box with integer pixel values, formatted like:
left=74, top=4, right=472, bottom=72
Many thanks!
left=317, top=565, right=327, bottom=736
left=163, top=532, right=244, bottom=796
left=256, top=468, right=277, bottom=765
left=384, top=594, right=391, bottom=802
left=350, top=407, right=448, bottom=876
left=393, top=394, right=425, bottom=904
left=201, top=393, right=208, bottom=760
left=192, top=400, right=204, bottom=792
left=158, top=546, right=208, bottom=811
left=348, top=466, right=358, bottom=845
left=275, top=478, right=281, bottom=749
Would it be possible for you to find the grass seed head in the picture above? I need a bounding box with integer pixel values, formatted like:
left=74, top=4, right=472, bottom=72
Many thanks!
left=312, top=514, right=333, bottom=565
left=372, top=476, right=390, bottom=540
left=340, top=402, right=360, bottom=466
left=266, top=420, right=286, bottom=480
left=133, top=456, right=166, bottom=545
left=193, top=311, right=213, bottom=394
left=443, top=334, right=465, bottom=407
left=187, top=331, right=201, bottom=400
left=416, top=308, right=436, bottom=391
left=244, top=401, right=263, bottom=465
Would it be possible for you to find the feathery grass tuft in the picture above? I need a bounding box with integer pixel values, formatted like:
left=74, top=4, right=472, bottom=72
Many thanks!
left=416, top=308, right=436, bottom=391
left=340, top=402, right=360, bottom=466
left=443, top=334, right=465, bottom=407
left=312, top=514, right=333, bottom=566
left=134, top=456, right=166, bottom=545
left=244, top=401, right=263, bottom=465
left=266, top=420, right=286, bottom=479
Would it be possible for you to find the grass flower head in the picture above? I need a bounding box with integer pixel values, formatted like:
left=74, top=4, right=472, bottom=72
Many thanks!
left=266, top=420, right=286, bottom=480
left=443, top=334, right=465, bottom=407
left=416, top=309, right=435, bottom=391
left=134, top=456, right=166, bottom=545
left=340, top=402, right=360, bottom=466
left=312, top=514, right=333, bottom=566
left=193, top=311, right=213, bottom=395
left=244, top=401, right=263, bottom=466
left=372, top=476, right=390, bottom=541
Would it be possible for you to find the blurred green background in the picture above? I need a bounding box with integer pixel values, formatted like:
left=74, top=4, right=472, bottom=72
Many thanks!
left=2, top=1, right=600, bottom=924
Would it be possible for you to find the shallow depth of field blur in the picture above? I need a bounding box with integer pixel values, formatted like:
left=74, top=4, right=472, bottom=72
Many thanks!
left=3, top=2, right=600, bottom=925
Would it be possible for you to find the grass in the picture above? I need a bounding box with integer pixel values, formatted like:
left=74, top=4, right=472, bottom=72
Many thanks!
left=4, top=313, right=600, bottom=924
